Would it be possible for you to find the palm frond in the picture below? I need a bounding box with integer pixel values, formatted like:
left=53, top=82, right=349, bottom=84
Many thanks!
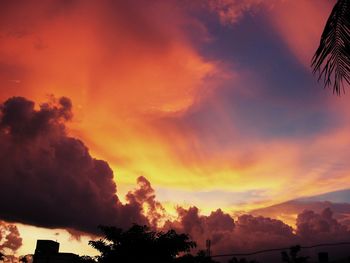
left=311, top=0, right=350, bottom=95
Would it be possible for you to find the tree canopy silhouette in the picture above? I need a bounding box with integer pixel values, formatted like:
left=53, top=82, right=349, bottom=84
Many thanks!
left=88, top=224, right=198, bottom=263
left=312, top=0, right=350, bottom=95
left=281, top=246, right=309, bottom=263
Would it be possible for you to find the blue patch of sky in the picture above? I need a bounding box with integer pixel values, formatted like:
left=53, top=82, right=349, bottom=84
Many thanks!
left=297, top=189, right=350, bottom=203
left=183, top=10, right=340, bottom=141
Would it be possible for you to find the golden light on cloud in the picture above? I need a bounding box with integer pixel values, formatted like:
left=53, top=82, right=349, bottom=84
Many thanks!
left=2, top=0, right=350, bottom=258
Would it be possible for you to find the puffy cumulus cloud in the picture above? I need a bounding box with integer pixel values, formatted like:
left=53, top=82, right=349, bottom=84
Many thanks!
left=172, top=207, right=235, bottom=240
left=251, top=198, right=350, bottom=229
left=166, top=206, right=295, bottom=256
left=0, top=221, right=22, bottom=255
left=296, top=208, right=350, bottom=244
left=165, top=206, right=350, bottom=258
left=236, top=214, right=294, bottom=237
left=0, top=96, right=72, bottom=139
left=233, top=214, right=296, bottom=254
left=169, top=207, right=236, bottom=254
left=0, top=96, right=157, bottom=234
left=206, top=209, right=235, bottom=232
left=126, top=176, right=166, bottom=228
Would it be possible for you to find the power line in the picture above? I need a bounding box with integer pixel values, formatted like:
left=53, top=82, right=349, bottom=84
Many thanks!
left=211, top=241, right=350, bottom=258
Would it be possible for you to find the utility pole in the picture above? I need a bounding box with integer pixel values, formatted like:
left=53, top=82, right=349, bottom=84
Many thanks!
left=206, top=239, right=211, bottom=257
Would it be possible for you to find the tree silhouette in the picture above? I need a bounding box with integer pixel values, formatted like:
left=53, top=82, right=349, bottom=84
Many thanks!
left=281, top=245, right=309, bottom=263
left=19, top=256, right=28, bottom=263
left=79, top=256, right=97, bottom=263
left=0, top=252, right=4, bottom=262
left=312, top=0, right=350, bottom=95
left=176, top=250, right=218, bottom=263
left=88, top=224, right=196, bottom=263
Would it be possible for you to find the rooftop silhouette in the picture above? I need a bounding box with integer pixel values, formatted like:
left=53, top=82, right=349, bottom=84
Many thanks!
left=33, top=240, right=78, bottom=263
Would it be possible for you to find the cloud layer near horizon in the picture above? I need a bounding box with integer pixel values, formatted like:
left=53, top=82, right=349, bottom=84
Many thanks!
left=167, top=206, right=350, bottom=261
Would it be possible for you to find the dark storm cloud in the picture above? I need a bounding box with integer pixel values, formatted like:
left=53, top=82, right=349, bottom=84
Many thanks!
left=0, top=96, right=148, bottom=234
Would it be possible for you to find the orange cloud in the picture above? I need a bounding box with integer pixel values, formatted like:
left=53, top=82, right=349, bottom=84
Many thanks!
left=4, top=0, right=350, bottom=259
left=0, top=0, right=221, bottom=190
left=2, top=0, right=350, bottom=221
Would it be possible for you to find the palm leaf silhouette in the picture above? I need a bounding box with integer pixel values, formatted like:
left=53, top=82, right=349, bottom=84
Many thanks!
left=312, top=0, right=350, bottom=95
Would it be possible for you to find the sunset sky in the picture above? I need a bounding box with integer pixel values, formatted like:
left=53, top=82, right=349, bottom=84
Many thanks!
left=1, top=0, right=350, bottom=259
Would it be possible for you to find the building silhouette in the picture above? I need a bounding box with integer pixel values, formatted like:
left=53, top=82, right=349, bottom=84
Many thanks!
left=33, top=240, right=79, bottom=263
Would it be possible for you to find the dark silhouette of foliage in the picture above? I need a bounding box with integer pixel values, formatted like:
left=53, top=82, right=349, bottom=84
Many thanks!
left=281, top=245, right=309, bottom=263
left=0, top=252, right=4, bottom=262
left=88, top=224, right=196, bottom=263
left=19, top=255, right=28, bottom=263
left=78, top=255, right=97, bottom=263
left=312, top=0, right=350, bottom=94
left=176, top=250, right=218, bottom=263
